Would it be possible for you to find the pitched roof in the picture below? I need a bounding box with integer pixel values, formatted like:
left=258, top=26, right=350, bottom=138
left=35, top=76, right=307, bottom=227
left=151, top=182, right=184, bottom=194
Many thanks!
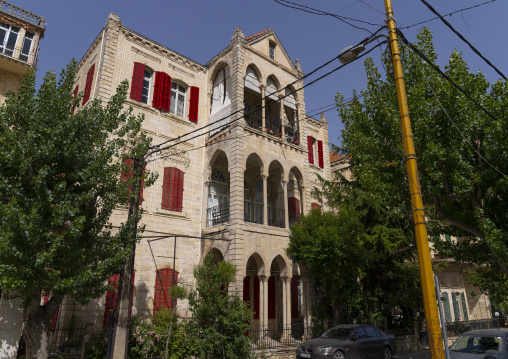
left=329, top=151, right=347, bottom=164
left=245, top=29, right=272, bottom=42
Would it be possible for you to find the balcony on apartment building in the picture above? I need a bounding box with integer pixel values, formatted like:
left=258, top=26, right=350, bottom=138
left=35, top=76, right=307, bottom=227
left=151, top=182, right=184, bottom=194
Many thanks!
left=0, top=1, right=45, bottom=73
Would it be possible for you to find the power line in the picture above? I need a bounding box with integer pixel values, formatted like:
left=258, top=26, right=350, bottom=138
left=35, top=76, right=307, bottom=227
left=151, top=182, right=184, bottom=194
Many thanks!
left=397, top=29, right=498, bottom=122
left=356, top=0, right=385, bottom=15
left=151, top=41, right=388, bottom=156
left=272, top=0, right=382, bottom=33
left=400, top=0, right=496, bottom=30
left=419, top=0, right=506, bottom=80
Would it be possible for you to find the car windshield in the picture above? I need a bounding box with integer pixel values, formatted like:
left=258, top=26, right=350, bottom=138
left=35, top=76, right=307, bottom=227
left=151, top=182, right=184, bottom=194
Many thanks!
left=321, top=327, right=352, bottom=339
left=450, top=334, right=501, bottom=354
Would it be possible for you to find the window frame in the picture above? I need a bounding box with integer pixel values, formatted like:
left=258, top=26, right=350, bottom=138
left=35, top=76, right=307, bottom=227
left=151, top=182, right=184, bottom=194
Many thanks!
left=19, top=32, right=33, bottom=62
left=169, top=82, right=187, bottom=117
left=141, top=69, right=152, bottom=104
left=269, top=42, right=276, bottom=60
left=0, top=22, right=19, bottom=57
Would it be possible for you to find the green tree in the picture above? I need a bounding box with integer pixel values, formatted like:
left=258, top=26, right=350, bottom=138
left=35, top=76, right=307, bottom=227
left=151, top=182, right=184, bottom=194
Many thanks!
left=184, top=255, right=253, bottom=359
left=0, top=62, right=154, bottom=358
left=288, top=176, right=422, bottom=327
left=336, top=28, right=508, bottom=303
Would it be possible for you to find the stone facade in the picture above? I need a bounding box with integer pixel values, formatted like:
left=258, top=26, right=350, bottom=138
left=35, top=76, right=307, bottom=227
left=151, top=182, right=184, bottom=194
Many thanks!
left=56, top=13, right=332, bottom=337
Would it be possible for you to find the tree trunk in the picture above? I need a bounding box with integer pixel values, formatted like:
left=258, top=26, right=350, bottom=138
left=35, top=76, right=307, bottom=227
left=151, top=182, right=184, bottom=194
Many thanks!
left=22, top=290, right=63, bottom=359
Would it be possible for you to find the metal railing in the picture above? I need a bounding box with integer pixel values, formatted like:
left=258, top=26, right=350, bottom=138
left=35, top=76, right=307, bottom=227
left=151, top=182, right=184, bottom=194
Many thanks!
left=0, top=1, right=45, bottom=27
left=445, top=318, right=499, bottom=337
left=244, top=106, right=263, bottom=129
left=288, top=209, right=299, bottom=226
left=268, top=208, right=285, bottom=228
left=206, top=202, right=229, bottom=227
left=245, top=203, right=264, bottom=224
left=248, top=325, right=322, bottom=350
left=265, top=114, right=282, bottom=138
left=0, top=44, right=39, bottom=67
left=48, top=324, right=90, bottom=358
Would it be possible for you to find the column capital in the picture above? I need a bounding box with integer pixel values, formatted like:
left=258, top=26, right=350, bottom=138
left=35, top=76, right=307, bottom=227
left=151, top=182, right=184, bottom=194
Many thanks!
left=281, top=179, right=287, bottom=186
left=282, top=276, right=291, bottom=284
left=259, top=84, right=266, bottom=91
left=261, top=173, right=268, bottom=181
left=259, top=275, right=268, bottom=282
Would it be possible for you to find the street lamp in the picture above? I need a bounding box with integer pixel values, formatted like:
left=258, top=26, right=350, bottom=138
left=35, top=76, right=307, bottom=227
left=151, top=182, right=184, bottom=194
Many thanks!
left=336, top=2, right=445, bottom=358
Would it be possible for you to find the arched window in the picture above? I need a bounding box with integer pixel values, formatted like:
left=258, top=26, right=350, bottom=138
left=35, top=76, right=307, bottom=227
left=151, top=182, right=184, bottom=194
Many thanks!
left=170, top=83, right=186, bottom=117
left=210, top=66, right=232, bottom=135
left=208, top=169, right=228, bottom=208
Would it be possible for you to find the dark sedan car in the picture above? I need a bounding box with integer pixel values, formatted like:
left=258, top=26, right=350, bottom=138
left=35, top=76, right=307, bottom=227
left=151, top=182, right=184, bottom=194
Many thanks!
left=296, top=324, right=397, bottom=359
left=449, top=329, right=508, bottom=359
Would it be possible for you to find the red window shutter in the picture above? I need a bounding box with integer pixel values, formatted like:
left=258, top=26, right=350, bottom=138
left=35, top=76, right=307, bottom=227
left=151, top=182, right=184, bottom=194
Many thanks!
left=50, top=307, right=59, bottom=331
left=288, top=197, right=300, bottom=216
left=161, top=167, right=174, bottom=210
left=153, top=268, right=178, bottom=315
left=82, top=64, right=95, bottom=105
left=268, top=276, right=276, bottom=319
left=311, top=203, right=321, bottom=212
left=243, top=277, right=250, bottom=306
left=291, top=276, right=299, bottom=318
left=153, top=71, right=172, bottom=111
left=172, top=169, right=184, bottom=212
left=189, top=86, right=199, bottom=122
left=318, top=140, right=324, bottom=168
left=307, top=136, right=314, bottom=164
left=130, top=62, right=145, bottom=101
left=103, top=274, right=120, bottom=328
left=253, top=276, right=260, bottom=319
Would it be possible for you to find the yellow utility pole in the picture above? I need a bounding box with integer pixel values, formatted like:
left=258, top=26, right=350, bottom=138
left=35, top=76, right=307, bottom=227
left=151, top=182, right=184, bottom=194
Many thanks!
left=383, top=1, right=445, bottom=358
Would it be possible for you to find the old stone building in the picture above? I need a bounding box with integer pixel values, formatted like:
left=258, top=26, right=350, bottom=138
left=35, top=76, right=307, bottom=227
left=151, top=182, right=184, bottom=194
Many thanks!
left=0, top=2, right=45, bottom=357
left=56, top=13, right=331, bottom=338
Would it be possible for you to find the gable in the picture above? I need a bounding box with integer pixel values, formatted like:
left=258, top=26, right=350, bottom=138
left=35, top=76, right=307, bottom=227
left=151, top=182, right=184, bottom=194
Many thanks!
left=246, top=30, right=295, bottom=71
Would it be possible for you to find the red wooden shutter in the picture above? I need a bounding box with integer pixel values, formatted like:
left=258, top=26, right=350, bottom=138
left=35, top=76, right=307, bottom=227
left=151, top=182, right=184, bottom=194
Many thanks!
left=307, top=136, right=314, bottom=164
left=288, top=197, right=300, bottom=216
left=82, top=64, right=95, bottom=105
left=318, top=140, right=324, bottom=168
left=103, top=274, right=120, bottom=328
left=253, top=276, right=260, bottom=319
left=243, top=277, right=250, bottom=306
left=172, top=169, right=184, bottom=212
left=189, top=86, right=199, bottom=122
left=42, top=291, right=60, bottom=331
left=161, top=167, right=174, bottom=210
left=311, top=203, right=321, bottom=211
left=153, top=268, right=178, bottom=315
left=268, top=276, right=276, bottom=319
left=291, top=276, right=299, bottom=318
left=153, top=71, right=172, bottom=111
left=130, top=62, right=145, bottom=101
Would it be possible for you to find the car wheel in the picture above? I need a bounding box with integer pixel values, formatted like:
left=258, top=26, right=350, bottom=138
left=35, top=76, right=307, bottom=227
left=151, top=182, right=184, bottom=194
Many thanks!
left=333, top=351, right=345, bottom=359
left=383, top=346, right=392, bottom=359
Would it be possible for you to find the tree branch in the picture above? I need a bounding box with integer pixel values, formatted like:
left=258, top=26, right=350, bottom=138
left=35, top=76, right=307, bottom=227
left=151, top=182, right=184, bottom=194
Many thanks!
left=433, top=197, right=484, bottom=238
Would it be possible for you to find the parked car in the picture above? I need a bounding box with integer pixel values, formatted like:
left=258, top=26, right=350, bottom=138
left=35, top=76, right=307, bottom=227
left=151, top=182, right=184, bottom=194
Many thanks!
left=449, top=329, right=508, bottom=359
left=296, top=324, right=397, bottom=359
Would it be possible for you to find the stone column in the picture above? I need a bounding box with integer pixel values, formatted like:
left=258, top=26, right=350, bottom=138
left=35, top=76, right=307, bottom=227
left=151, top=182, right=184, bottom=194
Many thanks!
left=260, top=85, right=266, bottom=131
left=281, top=277, right=288, bottom=330
left=259, top=276, right=269, bottom=330
left=279, top=94, right=285, bottom=138
left=301, top=278, right=311, bottom=340
left=282, top=180, right=289, bottom=229
left=262, top=174, right=268, bottom=225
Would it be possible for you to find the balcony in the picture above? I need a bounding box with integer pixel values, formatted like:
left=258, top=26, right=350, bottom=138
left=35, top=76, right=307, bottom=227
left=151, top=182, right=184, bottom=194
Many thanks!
left=245, top=203, right=263, bottom=224
left=268, top=208, right=285, bottom=228
left=0, top=1, right=46, bottom=28
left=206, top=202, right=229, bottom=227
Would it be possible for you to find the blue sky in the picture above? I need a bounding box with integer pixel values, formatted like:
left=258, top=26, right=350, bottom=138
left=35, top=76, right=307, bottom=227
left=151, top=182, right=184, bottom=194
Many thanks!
left=15, top=0, right=508, bottom=148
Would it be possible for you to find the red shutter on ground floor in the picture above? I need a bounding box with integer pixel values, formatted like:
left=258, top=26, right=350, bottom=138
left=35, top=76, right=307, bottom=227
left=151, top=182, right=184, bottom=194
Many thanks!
left=268, top=276, right=276, bottom=319
left=42, top=291, right=60, bottom=331
left=153, top=71, right=171, bottom=111
left=317, top=140, right=324, bottom=168
left=130, top=62, right=145, bottom=101
left=307, top=136, right=314, bottom=164
left=189, top=86, right=199, bottom=122
left=311, top=203, right=321, bottom=212
left=253, top=276, right=260, bottom=319
left=153, top=268, right=178, bottom=315
left=103, top=274, right=120, bottom=328
left=82, top=64, right=95, bottom=105
left=291, top=276, right=300, bottom=318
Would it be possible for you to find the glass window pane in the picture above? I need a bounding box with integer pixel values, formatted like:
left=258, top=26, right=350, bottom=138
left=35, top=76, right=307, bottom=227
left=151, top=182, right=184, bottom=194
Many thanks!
left=171, top=83, right=177, bottom=90
left=169, top=91, right=176, bottom=114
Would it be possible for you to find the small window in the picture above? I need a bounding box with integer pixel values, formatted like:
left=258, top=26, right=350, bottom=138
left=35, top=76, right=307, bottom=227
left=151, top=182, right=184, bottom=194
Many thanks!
left=0, top=22, right=19, bottom=57
left=170, top=83, right=186, bottom=117
left=269, top=42, right=276, bottom=60
left=19, top=32, right=33, bottom=62
left=141, top=70, right=151, bottom=104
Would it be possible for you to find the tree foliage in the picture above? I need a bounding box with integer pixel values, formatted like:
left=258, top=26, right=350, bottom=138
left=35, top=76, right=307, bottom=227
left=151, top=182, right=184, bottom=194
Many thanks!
left=336, top=28, right=508, bottom=304
left=184, top=255, right=253, bottom=359
left=288, top=175, right=422, bottom=328
left=0, top=61, right=154, bottom=357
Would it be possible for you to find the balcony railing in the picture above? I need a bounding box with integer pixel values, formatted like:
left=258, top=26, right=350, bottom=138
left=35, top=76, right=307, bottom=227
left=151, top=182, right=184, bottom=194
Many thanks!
left=245, top=203, right=263, bottom=224
left=244, top=106, right=262, bottom=129
left=268, top=208, right=285, bottom=228
left=206, top=202, right=229, bottom=227
left=288, top=210, right=299, bottom=226
left=265, top=114, right=282, bottom=138
left=0, top=1, right=46, bottom=28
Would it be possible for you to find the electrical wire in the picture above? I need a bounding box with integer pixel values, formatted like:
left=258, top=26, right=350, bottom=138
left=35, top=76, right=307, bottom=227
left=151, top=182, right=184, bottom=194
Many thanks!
left=400, top=0, right=497, bottom=30
left=148, top=41, right=388, bottom=158
left=397, top=29, right=498, bottom=122
left=356, top=0, right=385, bottom=15
left=419, top=0, right=506, bottom=80
left=272, top=0, right=382, bottom=33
